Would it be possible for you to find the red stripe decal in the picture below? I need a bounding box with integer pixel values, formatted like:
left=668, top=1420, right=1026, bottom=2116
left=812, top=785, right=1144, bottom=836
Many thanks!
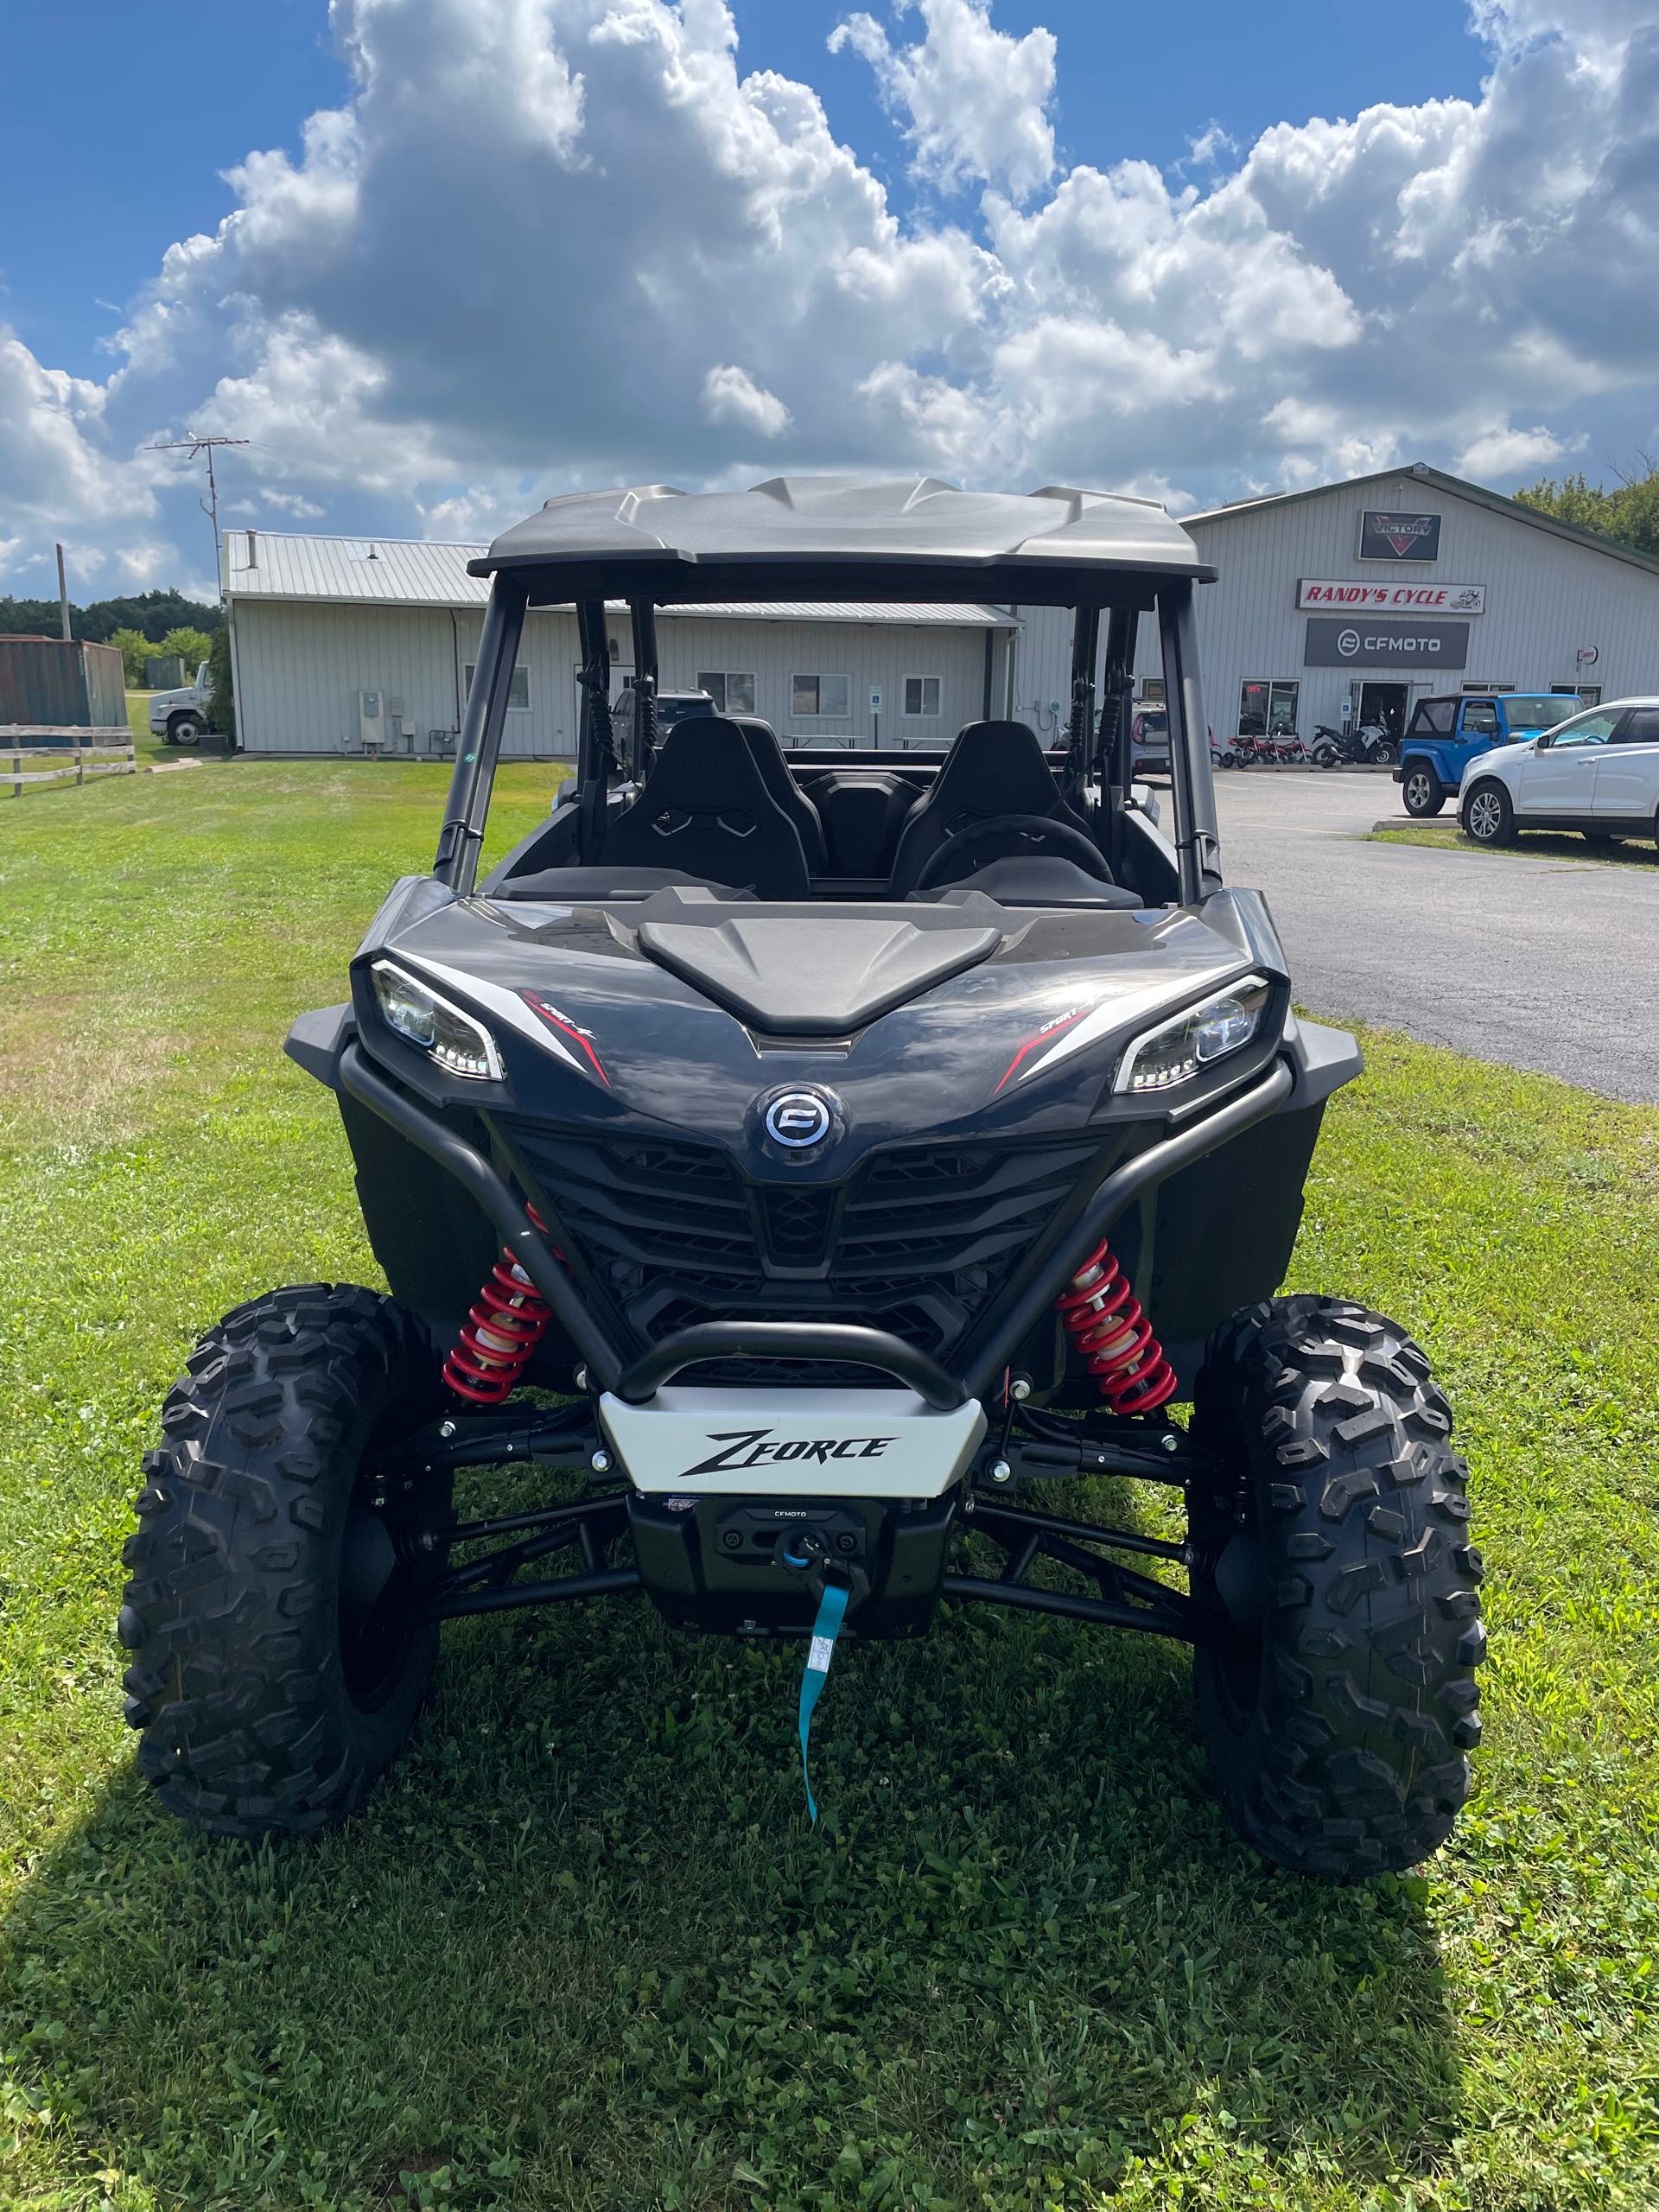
left=522, top=993, right=611, bottom=1086
left=993, top=1006, right=1088, bottom=1095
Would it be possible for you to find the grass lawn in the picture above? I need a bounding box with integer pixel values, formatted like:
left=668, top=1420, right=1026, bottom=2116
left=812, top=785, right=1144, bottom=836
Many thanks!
left=1372, top=819, right=1659, bottom=870
left=3, top=761, right=1658, bottom=2211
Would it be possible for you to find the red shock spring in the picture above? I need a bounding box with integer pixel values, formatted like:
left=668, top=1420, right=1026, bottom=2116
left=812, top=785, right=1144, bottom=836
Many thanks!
left=1054, top=1237, right=1178, bottom=1416
left=442, top=1207, right=557, bottom=1405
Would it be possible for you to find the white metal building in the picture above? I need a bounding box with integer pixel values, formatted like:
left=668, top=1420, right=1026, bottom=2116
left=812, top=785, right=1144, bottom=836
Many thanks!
left=223, top=531, right=1016, bottom=759
left=1014, top=463, right=1659, bottom=747
left=226, top=469, right=1659, bottom=762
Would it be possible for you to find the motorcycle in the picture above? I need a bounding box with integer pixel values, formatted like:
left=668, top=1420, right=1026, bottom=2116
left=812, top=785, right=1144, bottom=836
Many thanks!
left=1310, top=721, right=1399, bottom=769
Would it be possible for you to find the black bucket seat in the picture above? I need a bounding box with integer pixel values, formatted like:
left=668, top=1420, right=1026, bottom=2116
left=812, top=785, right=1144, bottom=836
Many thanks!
left=728, top=715, right=829, bottom=873
left=886, top=720, right=1092, bottom=895
left=601, top=716, right=810, bottom=898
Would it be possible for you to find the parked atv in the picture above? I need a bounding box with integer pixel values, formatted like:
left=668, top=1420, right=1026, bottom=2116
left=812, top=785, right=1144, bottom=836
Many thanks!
left=120, top=479, right=1483, bottom=1876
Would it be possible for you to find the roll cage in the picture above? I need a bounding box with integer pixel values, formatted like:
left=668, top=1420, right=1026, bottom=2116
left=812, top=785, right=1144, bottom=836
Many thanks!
left=432, top=507, right=1223, bottom=910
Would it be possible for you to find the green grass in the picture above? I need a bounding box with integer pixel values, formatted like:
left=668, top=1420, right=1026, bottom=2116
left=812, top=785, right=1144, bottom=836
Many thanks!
left=1372, top=820, right=1659, bottom=869
left=3, top=762, right=1658, bottom=2210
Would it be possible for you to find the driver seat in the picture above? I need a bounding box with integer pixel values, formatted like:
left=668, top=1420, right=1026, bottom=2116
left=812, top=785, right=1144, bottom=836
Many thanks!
left=885, top=719, right=1092, bottom=896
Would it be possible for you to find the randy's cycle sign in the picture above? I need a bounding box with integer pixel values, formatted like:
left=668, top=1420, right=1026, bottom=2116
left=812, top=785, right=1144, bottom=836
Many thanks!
left=1304, top=616, right=1471, bottom=669
left=1357, top=509, right=1443, bottom=561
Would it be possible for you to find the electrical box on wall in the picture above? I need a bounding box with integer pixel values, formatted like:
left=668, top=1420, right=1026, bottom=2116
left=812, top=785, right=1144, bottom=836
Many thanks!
left=357, top=689, right=383, bottom=750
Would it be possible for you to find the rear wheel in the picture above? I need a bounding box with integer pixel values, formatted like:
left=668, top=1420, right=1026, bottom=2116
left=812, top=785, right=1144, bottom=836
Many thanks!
left=1461, top=779, right=1516, bottom=845
left=120, top=1285, right=450, bottom=1839
left=1401, top=761, right=1445, bottom=817
left=1189, top=1295, right=1483, bottom=1878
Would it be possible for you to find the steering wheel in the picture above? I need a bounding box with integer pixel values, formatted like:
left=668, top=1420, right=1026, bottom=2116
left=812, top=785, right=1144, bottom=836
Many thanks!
left=912, top=813, right=1113, bottom=893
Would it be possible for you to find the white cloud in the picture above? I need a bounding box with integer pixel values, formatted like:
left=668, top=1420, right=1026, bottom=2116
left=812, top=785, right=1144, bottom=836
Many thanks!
left=260, top=487, right=327, bottom=518
left=830, top=0, right=1056, bottom=201
left=702, top=363, right=792, bottom=437
left=1454, top=421, right=1580, bottom=479
left=3, top=0, right=1657, bottom=589
left=1185, top=123, right=1237, bottom=168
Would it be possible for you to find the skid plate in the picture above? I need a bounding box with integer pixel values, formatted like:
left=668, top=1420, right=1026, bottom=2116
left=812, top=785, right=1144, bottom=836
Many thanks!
left=599, top=1386, right=986, bottom=1497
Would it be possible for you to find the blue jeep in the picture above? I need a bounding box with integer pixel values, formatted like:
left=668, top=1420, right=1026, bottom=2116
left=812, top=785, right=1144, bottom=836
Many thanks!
left=1395, top=692, right=1581, bottom=817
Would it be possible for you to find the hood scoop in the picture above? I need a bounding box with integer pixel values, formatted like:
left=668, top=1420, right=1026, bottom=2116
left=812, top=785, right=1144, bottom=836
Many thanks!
left=635, top=906, right=1002, bottom=1036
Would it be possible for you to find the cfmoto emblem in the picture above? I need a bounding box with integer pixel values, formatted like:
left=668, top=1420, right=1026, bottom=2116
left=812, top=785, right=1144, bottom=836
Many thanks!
left=763, top=1088, right=834, bottom=1149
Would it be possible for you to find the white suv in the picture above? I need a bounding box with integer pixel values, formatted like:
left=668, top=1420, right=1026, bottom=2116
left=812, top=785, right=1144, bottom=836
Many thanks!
left=1459, top=696, right=1659, bottom=849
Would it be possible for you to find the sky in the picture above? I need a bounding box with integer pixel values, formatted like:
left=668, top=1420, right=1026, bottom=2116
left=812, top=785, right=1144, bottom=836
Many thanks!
left=1, top=0, right=1656, bottom=602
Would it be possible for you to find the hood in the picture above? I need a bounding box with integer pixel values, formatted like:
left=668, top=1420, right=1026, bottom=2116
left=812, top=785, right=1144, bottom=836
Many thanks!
left=351, top=878, right=1289, bottom=1165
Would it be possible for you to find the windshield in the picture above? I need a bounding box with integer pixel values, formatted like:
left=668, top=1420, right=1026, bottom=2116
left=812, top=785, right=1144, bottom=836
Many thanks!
left=1505, top=696, right=1579, bottom=731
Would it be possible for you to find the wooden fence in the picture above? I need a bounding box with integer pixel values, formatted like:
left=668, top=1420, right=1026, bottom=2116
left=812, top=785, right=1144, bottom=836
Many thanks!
left=3, top=727, right=137, bottom=797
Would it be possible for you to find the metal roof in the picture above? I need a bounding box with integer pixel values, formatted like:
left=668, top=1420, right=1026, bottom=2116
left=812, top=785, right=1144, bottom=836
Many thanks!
left=474, top=476, right=1211, bottom=598
left=221, top=531, right=1015, bottom=626
left=1185, top=462, right=1659, bottom=582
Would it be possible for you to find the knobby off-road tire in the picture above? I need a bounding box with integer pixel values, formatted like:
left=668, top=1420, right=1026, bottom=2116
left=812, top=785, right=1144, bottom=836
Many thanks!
left=1190, top=1296, right=1484, bottom=1878
left=120, top=1285, right=450, bottom=1840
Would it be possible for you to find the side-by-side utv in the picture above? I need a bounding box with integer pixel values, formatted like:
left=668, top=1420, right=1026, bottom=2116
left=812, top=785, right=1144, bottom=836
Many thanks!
left=120, top=479, right=1483, bottom=1875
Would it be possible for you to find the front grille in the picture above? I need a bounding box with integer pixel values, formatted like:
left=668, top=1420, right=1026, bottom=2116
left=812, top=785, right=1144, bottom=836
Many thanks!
left=496, top=1120, right=1102, bottom=1378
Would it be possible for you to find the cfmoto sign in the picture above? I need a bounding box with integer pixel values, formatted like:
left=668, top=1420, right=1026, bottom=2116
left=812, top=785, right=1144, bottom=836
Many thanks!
left=1304, top=616, right=1471, bottom=670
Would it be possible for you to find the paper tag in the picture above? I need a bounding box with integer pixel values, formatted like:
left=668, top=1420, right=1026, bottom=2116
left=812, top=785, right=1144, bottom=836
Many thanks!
left=808, top=1634, right=836, bottom=1672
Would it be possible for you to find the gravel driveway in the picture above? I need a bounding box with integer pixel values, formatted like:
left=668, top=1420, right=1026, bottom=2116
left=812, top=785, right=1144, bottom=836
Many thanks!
left=1208, top=770, right=1659, bottom=1103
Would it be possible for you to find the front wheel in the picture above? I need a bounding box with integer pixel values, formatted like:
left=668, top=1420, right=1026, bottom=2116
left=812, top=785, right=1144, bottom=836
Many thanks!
left=1461, top=780, right=1516, bottom=846
left=1373, top=740, right=1399, bottom=766
left=167, top=713, right=203, bottom=746
left=1400, top=761, right=1446, bottom=817
left=1189, top=1296, right=1483, bottom=1878
left=120, top=1285, right=450, bottom=1838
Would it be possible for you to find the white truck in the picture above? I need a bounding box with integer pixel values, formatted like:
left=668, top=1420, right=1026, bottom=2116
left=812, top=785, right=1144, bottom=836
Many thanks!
left=149, top=660, right=217, bottom=745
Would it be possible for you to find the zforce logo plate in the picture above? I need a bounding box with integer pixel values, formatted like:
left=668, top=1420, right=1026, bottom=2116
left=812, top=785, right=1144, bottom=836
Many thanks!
left=680, top=1428, right=897, bottom=1478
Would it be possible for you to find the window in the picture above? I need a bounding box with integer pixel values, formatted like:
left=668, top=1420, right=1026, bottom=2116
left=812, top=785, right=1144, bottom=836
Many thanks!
left=1507, top=696, right=1579, bottom=730
left=696, top=671, right=755, bottom=715
left=1461, top=702, right=1500, bottom=737
left=1138, top=678, right=1166, bottom=704
left=1238, top=680, right=1299, bottom=736
left=463, top=660, right=531, bottom=711
left=792, top=673, right=851, bottom=717
left=1408, top=699, right=1456, bottom=735
left=1550, top=709, right=1620, bottom=748
left=1616, top=708, right=1659, bottom=743
left=903, top=675, right=941, bottom=717
left=1461, top=681, right=1514, bottom=693
left=1553, top=683, right=1601, bottom=706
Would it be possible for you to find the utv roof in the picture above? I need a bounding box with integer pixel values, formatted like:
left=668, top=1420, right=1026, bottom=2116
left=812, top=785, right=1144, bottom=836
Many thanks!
left=470, top=476, right=1215, bottom=609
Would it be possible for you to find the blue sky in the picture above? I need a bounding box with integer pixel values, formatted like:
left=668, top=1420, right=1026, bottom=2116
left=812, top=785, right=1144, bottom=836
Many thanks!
left=1, top=0, right=1653, bottom=599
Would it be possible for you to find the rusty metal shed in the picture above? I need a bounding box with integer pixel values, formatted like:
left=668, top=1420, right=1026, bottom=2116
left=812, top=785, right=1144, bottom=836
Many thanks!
left=0, top=636, right=128, bottom=733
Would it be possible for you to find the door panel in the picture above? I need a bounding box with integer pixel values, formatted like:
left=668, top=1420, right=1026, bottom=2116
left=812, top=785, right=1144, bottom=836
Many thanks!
left=1594, top=709, right=1659, bottom=823
left=1512, top=709, right=1618, bottom=817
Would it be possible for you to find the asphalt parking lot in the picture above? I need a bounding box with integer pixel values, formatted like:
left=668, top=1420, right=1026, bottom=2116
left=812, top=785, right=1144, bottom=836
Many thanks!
left=1210, top=770, right=1659, bottom=1103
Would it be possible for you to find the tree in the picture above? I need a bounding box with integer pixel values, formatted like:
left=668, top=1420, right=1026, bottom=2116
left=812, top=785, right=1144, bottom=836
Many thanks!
left=1514, top=456, right=1659, bottom=561
left=108, top=628, right=155, bottom=687
left=0, top=588, right=224, bottom=643
left=160, top=626, right=214, bottom=672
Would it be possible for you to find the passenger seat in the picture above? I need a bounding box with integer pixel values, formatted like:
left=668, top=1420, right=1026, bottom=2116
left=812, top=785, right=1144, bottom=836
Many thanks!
left=728, top=715, right=829, bottom=874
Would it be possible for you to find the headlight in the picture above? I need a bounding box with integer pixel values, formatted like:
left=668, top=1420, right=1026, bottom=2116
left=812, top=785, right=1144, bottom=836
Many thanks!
left=371, top=960, right=502, bottom=1081
left=1115, top=974, right=1272, bottom=1095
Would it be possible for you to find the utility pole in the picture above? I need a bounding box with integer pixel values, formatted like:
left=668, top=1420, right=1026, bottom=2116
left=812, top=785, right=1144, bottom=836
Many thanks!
left=55, top=543, right=72, bottom=639
left=147, top=433, right=250, bottom=597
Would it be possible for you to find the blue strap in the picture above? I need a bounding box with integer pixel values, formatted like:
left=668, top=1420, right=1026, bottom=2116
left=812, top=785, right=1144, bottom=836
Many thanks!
left=797, top=1579, right=849, bottom=1824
